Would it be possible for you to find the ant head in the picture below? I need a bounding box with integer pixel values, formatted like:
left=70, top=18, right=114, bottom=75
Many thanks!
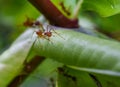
left=34, top=21, right=41, bottom=26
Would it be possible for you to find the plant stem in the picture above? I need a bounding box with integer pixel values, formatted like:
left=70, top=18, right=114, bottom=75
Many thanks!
left=28, top=0, right=79, bottom=28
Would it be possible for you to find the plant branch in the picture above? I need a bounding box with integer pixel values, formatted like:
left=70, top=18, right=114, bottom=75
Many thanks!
left=28, top=0, right=79, bottom=28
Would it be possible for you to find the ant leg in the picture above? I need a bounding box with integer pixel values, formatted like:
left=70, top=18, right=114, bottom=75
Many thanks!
left=46, top=25, right=65, bottom=40
left=42, top=34, right=55, bottom=46
left=43, top=36, right=54, bottom=45
left=36, top=36, right=44, bottom=50
left=51, top=26, right=65, bottom=40
left=39, top=24, right=45, bottom=32
left=46, top=24, right=51, bottom=32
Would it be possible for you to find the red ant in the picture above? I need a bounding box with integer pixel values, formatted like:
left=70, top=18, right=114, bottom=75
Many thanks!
left=35, top=25, right=52, bottom=41
left=23, top=17, right=64, bottom=42
left=23, top=16, right=44, bottom=29
left=35, top=24, right=64, bottom=41
left=23, top=16, right=34, bottom=27
left=35, top=29, right=50, bottom=41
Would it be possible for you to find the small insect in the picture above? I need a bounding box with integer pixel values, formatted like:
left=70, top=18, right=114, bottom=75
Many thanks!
left=23, top=17, right=64, bottom=43
left=23, top=16, right=44, bottom=29
left=35, top=26, right=51, bottom=41
left=36, top=24, right=64, bottom=41
left=57, top=67, right=77, bottom=82
left=23, top=16, right=34, bottom=27
left=58, top=67, right=65, bottom=74
left=35, top=29, right=49, bottom=41
left=43, top=25, right=53, bottom=40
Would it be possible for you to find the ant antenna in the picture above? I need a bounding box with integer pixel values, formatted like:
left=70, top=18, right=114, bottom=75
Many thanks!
left=47, top=25, right=65, bottom=40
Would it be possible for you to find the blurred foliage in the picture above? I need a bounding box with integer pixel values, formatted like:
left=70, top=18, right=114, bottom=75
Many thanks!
left=0, top=0, right=40, bottom=53
left=82, top=0, right=120, bottom=17
left=0, top=13, right=14, bottom=53
left=83, top=13, right=120, bottom=32
left=80, top=12, right=120, bottom=40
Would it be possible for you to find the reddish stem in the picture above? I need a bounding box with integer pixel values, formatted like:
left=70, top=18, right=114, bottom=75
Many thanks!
left=28, top=0, right=79, bottom=28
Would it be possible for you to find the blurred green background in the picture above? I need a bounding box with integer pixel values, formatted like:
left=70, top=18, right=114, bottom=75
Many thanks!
left=0, top=0, right=40, bottom=53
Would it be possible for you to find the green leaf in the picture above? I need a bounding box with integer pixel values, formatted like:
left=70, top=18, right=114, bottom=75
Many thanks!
left=69, top=66, right=120, bottom=87
left=51, top=0, right=120, bottom=17
left=51, top=0, right=77, bottom=18
left=91, top=14, right=120, bottom=32
left=57, top=67, right=97, bottom=87
left=32, top=28, right=120, bottom=86
left=1, top=27, right=120, bottom=86
left=20, top=58, right=62, bottom=87
left=0, top=29, right=34, bottom=87
left=82, top=0, right=120, bottom=17
left=34, top=29, right=120, bottom=74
